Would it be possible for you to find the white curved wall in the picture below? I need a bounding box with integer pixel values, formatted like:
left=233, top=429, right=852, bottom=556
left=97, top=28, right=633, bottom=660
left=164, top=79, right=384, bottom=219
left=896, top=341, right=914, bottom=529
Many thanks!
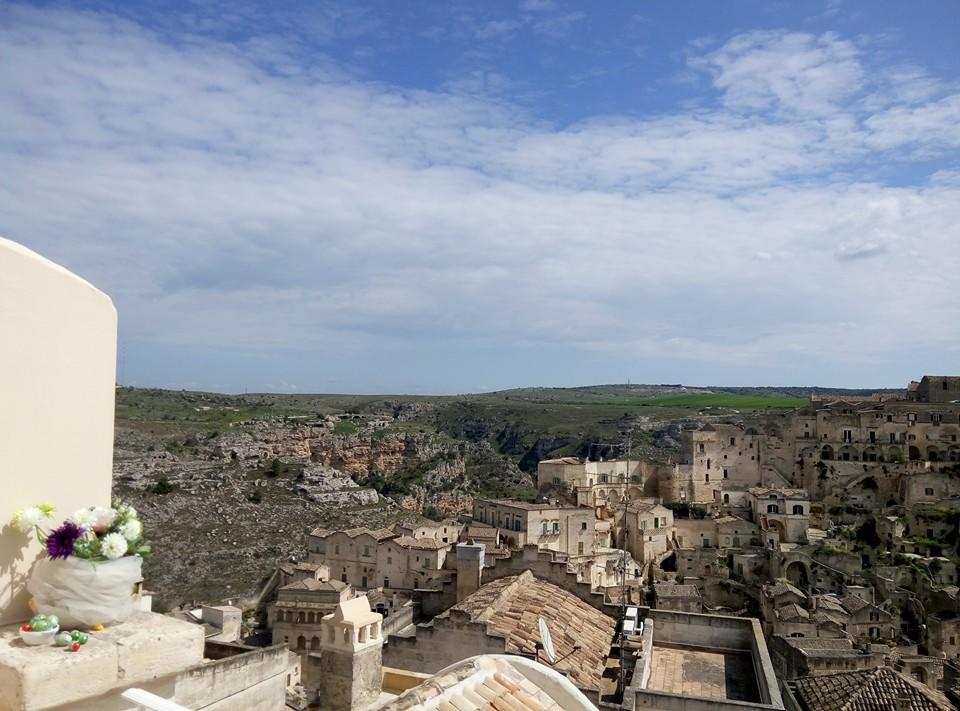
left=0, top=237, right=117, bottom=624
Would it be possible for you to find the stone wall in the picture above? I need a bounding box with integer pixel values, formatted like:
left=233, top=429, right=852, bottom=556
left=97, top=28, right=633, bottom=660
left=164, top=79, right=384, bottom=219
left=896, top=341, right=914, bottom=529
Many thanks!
left=0, top=238, right=117, bottom=625
left=382, top=616, right=507, bottom=674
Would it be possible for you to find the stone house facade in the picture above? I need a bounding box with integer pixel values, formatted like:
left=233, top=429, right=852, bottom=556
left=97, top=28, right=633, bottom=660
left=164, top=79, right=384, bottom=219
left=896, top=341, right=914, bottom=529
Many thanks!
left=471, top=498, right=595, bottom=558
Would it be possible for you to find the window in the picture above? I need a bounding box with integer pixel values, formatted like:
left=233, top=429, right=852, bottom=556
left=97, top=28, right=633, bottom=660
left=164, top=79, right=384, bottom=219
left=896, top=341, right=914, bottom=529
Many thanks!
left=767, top=504, right=780, bottom=514
left=334, top=544, right=340, bottom=555
left=581, top=522, right=587, bottom=530
left=723, top=494, right=730, bottom=504
left=363, top=546, right=370, bottom=557
left=793, top=505, right=804, bottom=515
left=933, top=413, right=943, bottom=425
left=706, top=458, right=711, bottom=470
left=890, top=433, right=896, bottom=443
left=578, top=542, right=584, bottom=555
left=723, top=469, right=729, bottom=479
left=542, top=522, right=549, bottom=534
left=705, top=473, right=710, bottom=483
left=843, top=430, right=852, bottom=443
left=553, top=522, right=560, bottom=533
left=552, top=477, right=560, bottom=485
left=387, top=556, right=392, bottom=564
left=926, top=488, right=935, bottom=496
left=361, top=575, right=367, bottom=588
left=422, top=558, right=429, bottom=569
left=514, top=520, right=520, bottom=531
left=699, top=443, right=705, bottom=453
left=384, top=577, right=389, bottom=588
left=654, top=517, right=660, bottom=529
left=341, top=573, right=347, bottom=583
left=887, top=415, right=893, bottom=422
left=869, top=431, right=876, bottom=443
left=730, top=437, right=736, bottom=445
left=869, top=611, right=880, bottom=622
left=641, top=519, right=647, bottom=530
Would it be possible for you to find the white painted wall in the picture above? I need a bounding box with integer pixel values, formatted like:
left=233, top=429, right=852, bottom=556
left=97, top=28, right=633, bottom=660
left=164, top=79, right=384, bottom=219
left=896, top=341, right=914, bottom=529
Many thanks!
left=0, top=237, right=117, bottom=624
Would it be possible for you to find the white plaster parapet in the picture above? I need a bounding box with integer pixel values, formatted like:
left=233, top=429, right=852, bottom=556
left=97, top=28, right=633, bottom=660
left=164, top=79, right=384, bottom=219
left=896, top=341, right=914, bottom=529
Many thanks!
left=0, top=611, right=204, bottom=711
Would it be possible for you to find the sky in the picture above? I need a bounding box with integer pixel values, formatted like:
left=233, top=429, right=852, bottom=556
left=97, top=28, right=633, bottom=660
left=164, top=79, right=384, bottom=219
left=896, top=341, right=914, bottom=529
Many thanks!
left=1, top=1, right=958, bottom=394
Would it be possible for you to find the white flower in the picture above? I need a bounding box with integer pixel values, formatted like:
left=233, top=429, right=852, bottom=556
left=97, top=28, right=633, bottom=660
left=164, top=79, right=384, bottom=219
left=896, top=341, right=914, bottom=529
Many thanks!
left=123, top=505, right=137, bottom=519
left=70, top=508, right=97, bottom=529
left=120, top=519, right=142, bottom=542
left=91, top=507, right=117, bottom=532
left=100, top=532, right=129, bottom=560
left=15, top=507, right=46, bottom=533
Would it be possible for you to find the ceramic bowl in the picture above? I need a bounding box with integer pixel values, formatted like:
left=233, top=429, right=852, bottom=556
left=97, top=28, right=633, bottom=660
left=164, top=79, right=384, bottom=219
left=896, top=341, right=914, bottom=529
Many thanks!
left=19, top=625, right=59, bottom=646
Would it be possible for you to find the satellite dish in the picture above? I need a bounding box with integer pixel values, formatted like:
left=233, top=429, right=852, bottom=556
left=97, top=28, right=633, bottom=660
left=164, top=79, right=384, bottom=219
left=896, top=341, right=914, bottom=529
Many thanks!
left=538, top=617, right=556, bottom=664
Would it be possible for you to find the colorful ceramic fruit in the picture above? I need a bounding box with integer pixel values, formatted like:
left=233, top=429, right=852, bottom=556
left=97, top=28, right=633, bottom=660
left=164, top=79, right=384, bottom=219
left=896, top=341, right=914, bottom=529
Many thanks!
left=70, top=642, right=80, bottom=652
left=54, top=632, right=72, bottom=647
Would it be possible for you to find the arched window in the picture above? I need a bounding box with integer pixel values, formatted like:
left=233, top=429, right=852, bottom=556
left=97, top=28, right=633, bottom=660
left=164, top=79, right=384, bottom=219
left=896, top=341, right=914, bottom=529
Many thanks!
left=297, top=635, right=306, bottom=650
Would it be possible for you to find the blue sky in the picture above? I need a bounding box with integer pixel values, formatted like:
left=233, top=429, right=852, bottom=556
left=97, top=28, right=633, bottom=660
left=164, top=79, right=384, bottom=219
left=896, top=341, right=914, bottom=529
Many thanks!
left=1, top=1, right=958, bottom=394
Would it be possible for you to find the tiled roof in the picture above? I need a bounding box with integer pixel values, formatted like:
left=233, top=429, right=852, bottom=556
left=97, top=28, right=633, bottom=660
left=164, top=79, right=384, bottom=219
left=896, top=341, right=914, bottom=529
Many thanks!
left=478, top=498, right=579, bottom=511
left=394, top=535, right=449, bottom=550
left=776, top=603, right=810, bottom=622
left=444, top=571, right=615, bottom=690
left=379, top=655, right=596, bottom=710
left=280, top=579, right=348, bottom=592
left=840, top=595, right=871, bottom=614
left=767, top=582, right=806, bottom=599
left=312, top=525, right=399, bottom=541
left=792, top=667, right=953, bottom=711
left=749, top=487, right=810, bottom=499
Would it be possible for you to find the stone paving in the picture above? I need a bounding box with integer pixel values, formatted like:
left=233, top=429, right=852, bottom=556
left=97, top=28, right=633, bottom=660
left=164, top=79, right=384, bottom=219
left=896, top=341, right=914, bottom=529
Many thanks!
left=647, top=644, right=758, bottom=701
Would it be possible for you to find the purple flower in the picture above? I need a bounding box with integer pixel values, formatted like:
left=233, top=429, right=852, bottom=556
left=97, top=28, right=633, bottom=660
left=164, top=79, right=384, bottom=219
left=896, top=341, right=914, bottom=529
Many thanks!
left=46, top=521, right=83, bottom=560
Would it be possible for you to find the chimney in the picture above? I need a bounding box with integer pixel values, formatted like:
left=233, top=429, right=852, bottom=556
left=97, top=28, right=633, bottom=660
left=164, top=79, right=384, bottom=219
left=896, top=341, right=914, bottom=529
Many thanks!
left=313, top=595, right=384, bottom=711
left=456, top=542, right=485, bottom=602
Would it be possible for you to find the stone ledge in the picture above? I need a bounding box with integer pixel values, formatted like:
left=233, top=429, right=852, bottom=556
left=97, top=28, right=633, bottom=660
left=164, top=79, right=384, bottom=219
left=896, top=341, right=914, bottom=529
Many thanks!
left=0, top=611, right=204, bottom=711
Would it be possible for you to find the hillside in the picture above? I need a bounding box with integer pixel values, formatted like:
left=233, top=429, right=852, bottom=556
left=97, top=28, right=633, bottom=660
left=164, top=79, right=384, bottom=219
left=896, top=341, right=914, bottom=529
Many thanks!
left=112, top=382, right=849, bottom=608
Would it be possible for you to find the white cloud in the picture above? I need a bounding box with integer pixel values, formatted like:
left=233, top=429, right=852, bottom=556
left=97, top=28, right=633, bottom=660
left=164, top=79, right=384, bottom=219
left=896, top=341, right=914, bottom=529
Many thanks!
left=693, top=30, right=863, bottom=115
left=0, top=8, right=958, bottom=385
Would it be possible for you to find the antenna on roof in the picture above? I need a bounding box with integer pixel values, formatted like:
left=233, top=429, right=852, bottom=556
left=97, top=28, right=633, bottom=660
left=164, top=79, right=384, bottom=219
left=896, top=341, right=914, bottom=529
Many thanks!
left=537, top=617, right=556, bottom=664
left=535, top=617, right=581, bottom=667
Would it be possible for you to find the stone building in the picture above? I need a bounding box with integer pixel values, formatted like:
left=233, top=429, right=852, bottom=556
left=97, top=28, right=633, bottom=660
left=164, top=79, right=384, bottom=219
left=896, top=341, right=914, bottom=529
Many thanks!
left=268, top=578, right=353, bottom=651
left=616, top=501, right=675, bottom=564
left=307, top=525, right=453, bottom=591
left=747, top=487, right=811, bottom=544
left=654, top=583, right=702, bottom=612
left=927, top=613, right=960, bottom=661
left=472, top=498, right=596, bottom=557
left=913, top=376, right=960, bottom=404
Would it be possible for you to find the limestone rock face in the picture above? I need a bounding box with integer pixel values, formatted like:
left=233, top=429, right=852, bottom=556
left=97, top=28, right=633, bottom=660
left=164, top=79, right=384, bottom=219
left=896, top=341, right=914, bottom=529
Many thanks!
left=311, top=433, right=442, bottom=477
left=292, top=464, right=379, bottom=507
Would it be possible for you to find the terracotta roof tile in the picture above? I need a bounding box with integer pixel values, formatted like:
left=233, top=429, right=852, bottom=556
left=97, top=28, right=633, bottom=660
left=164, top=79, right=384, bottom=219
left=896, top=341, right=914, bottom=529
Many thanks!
left=443, top=571, right=615, bottom=690
left=792, top=667, right=953, bottom=711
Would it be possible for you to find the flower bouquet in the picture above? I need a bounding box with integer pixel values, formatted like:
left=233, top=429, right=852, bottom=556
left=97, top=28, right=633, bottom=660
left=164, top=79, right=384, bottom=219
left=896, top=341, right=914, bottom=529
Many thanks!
left=13, top=501, right=149, bottom=628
